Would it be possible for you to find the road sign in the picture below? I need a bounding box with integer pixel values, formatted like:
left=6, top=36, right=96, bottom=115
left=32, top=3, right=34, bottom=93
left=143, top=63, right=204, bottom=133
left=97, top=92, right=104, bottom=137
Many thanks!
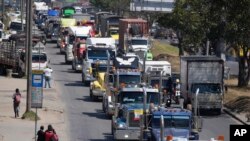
left=31, top=70, right=44, bottom=108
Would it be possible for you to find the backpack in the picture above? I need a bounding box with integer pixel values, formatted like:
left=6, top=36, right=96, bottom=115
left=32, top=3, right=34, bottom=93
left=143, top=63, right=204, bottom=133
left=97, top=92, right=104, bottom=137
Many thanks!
left=15, top=94, right=21, bottom=103
left=50, top=133, right=59, bottom=141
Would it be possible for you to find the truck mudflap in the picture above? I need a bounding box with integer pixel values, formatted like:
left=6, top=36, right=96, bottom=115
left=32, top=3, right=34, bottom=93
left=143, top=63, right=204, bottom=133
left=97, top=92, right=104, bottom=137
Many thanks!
left=114, top=129, right=140, bottom=140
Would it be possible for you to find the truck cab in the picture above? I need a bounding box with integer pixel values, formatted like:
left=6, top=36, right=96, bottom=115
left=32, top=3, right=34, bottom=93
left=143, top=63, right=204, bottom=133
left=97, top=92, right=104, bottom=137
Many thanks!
left=111, top=86, right=160, bottom=140
left=89, top=60, right=112, bottom=101
left=103, top=55, right=143, bottom=117
left=149, top=107, right=200, bottom=141
left=128, top=37, right=150, bottom=60
left=65, top=26, right=90, bottom=64
left=82, top=37, right=116, bottom=85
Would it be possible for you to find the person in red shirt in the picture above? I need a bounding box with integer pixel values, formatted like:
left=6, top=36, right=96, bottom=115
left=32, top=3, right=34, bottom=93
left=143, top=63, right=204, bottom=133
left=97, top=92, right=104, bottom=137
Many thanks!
left=44, top=125, right=54, bottom=141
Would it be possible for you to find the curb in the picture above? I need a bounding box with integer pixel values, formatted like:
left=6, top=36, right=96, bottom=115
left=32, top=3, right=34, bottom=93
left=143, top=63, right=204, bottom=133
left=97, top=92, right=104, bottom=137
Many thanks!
left=223, top=108, right=249, bottom=125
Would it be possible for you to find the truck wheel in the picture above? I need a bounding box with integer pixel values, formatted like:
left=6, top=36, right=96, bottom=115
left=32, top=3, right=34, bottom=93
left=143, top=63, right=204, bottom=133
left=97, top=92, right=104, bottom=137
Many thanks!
left=215, top=108, right=222, bottom=115
left=65, top=55, right=69, bottom=64
left=0, top=66, right=5, bottom=75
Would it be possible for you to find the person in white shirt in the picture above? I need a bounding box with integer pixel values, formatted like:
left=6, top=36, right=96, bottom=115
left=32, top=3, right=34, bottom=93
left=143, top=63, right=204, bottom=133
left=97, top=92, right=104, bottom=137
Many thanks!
left=44, top=66, right=53, bottom=88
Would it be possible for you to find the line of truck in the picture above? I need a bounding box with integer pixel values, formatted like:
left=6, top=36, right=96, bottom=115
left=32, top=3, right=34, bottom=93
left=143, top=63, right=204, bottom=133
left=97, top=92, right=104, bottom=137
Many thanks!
left=29, top=3, right=226, bottom=141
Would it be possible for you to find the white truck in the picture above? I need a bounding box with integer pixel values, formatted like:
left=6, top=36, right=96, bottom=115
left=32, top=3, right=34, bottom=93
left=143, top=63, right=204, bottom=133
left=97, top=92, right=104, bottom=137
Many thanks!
left=82, top=37, right=116, bottom=85
left=65, top=26, right=91, bottom=64
left=180, top=56, right=224, bottom=114
left=140, top=60, right=171, bottom=76
left=128, top=37, right=150, bottom=60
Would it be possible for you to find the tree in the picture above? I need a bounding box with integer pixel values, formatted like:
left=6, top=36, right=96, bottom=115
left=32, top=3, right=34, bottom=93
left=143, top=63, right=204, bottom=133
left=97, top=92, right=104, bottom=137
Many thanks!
left=225, top=0, right=250, bottom=87
left=157, top=0, right=250, bottom=87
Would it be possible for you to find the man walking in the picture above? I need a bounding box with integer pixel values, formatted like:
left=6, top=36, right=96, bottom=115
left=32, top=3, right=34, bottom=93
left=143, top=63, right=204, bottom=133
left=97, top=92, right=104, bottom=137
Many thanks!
left=44, top=66, right=53, bottom=88
left=12, top=88, right=21, bottom=118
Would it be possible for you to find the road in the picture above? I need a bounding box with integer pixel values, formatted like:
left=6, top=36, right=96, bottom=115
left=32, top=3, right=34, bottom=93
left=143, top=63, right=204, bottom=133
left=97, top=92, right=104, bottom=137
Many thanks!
left=46, top=42, right=112, bottom=141
left=45, top=42, right=240, bottom=141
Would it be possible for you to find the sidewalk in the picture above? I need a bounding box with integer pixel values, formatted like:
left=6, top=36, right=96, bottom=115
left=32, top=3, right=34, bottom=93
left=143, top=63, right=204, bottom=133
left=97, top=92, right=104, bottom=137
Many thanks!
left=0, top=76, right=68, bottom=141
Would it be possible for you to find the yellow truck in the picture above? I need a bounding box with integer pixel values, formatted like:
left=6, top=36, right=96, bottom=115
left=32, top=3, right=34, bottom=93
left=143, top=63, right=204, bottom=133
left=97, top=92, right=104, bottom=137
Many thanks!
left=89, top=61, right=110, bottom=101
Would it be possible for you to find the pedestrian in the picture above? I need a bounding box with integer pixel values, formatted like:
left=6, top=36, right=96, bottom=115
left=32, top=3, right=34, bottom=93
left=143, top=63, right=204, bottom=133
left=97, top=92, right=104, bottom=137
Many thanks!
left=37, top=125, right=45, bottom=141
left=45, top=124, right=59, bottom=141
left=12, top=88, right=21, bottom=118
left=44, top=66, right=53, bottom=88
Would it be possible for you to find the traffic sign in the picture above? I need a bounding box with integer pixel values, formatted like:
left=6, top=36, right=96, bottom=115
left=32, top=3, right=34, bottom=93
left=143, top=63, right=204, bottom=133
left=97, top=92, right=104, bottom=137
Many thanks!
left=31, top=70, right=44, bottom=108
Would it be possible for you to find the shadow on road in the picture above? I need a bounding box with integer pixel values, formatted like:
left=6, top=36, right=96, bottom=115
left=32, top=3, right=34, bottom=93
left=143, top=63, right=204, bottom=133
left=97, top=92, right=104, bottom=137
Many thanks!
left=76, top=96, right=102, bottom=103
left=89, top=133, right=113, bottom=141
left=82, top=111, right=110, bottom=120
left=64, top=81, right=83, bottom=87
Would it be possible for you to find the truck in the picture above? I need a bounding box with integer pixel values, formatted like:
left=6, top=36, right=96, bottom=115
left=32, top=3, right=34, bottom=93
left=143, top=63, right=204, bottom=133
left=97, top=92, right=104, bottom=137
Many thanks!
left=180, top=56, right=224, bottom=114
left=111, top=86, right=161, bottom=140
left=94, top=12, right=112, bottom=34
left=102, top=54, right=142, bottom=117
left=147, top=107, right=202, bottom=141
left=66, top=26, right=90, bottom=64
left=100, top=15, right=122, bottom=45
left=119, top=19, right=149, bottom=56
left=81, top=37, right=116, bottom=85
left=57, top=18, right=76, bottom=54
left=0, top=40, right=48, bottom=77
left=89, top=60, right=111, bottom=101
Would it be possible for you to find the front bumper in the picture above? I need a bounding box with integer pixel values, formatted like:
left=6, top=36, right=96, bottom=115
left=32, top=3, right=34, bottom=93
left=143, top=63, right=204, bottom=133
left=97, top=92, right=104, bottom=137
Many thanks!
left=114, top=129, right=140, bottom=140
left=66, top=54, right=74, bottom=61
left=51, top=36, right=58, bottom=41
left=75, top=64, right=82, bottom=71
left=198, top=102, right=222, bottom=110
left=84, top=74, right=95, bottom=82
left=92, top=89, right=105, bottom=97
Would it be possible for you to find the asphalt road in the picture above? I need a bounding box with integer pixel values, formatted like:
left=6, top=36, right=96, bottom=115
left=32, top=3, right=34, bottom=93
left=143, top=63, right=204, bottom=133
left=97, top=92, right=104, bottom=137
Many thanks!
left=45, top=42, right=240, bottom=141
left=45, top=42, right=112, bottom=141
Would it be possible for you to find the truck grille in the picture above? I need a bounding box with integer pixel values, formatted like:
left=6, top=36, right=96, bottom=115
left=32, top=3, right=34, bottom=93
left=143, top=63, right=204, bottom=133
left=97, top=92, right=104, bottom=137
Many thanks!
left=128, top=112, right=140, bottom=127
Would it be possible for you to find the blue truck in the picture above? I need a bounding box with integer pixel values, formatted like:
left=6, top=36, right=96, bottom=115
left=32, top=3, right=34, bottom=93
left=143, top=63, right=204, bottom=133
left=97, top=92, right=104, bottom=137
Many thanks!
left=148, top=107, right=201, bottom=141
left=102, top=54, right=142, bottom=117
left=111, top=85, right=161, bottom=140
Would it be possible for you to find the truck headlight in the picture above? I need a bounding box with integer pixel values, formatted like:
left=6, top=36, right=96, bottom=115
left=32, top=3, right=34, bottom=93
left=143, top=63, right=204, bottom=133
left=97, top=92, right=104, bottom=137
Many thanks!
left=117, top=123, right=127, bottom=129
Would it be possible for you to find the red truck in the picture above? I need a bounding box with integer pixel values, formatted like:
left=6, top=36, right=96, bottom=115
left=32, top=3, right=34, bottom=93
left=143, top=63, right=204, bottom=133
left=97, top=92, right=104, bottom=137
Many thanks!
left=119, top=18, right=149, bottom=52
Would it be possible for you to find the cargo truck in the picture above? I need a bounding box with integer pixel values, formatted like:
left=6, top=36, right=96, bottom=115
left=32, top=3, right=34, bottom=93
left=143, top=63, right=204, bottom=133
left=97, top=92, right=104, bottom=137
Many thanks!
left=180, top=56, right=224, bottom=114
left=100, top=15, right=122, bottom=45
left=119, top=19, right=149, bottom=54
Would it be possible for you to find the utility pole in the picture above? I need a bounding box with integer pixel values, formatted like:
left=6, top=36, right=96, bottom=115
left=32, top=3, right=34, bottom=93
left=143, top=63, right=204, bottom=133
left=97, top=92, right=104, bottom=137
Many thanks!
left=1, top=0, right=4, bottom=21
left=25, top=0, right=33, bottom=113
left=20, top=0, right=24, bottom=31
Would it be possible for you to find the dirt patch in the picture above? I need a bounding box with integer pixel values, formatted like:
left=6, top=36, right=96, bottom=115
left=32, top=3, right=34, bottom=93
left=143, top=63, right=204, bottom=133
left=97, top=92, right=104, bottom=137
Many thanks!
left=154, top=54, right=180, bottom=72
left=224, top=78, right=250, bottom=113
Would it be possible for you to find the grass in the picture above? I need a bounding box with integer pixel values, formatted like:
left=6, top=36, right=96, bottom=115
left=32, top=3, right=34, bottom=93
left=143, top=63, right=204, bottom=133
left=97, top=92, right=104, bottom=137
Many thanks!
left=151, top=40, right=179, bottom=57
left=150, top=40, right=180, bottom=72
left=22, top=110, right=40, bottom=121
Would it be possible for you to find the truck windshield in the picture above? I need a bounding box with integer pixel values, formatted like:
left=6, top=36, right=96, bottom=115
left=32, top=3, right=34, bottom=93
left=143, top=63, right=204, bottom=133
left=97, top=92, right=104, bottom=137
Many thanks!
left=88, top=49, right=107, bottom=59
left=120, top=91, right=159, bottom=104
left=131, top=39, right=148, bottom=45
left=88, top=49, right=114, bottom=60
left=152, top=115, right=190, bottom=129
left=32, top=54, right=47, bottom=62
left=110, top=29, right=118, bottom=35
left=10, top=22, right=23, bottom=31
left=119, top=75, right=141, bottom=84
left=191, top=84, right=221, bottom=93
left=150, top=79, right=168, bottom=88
